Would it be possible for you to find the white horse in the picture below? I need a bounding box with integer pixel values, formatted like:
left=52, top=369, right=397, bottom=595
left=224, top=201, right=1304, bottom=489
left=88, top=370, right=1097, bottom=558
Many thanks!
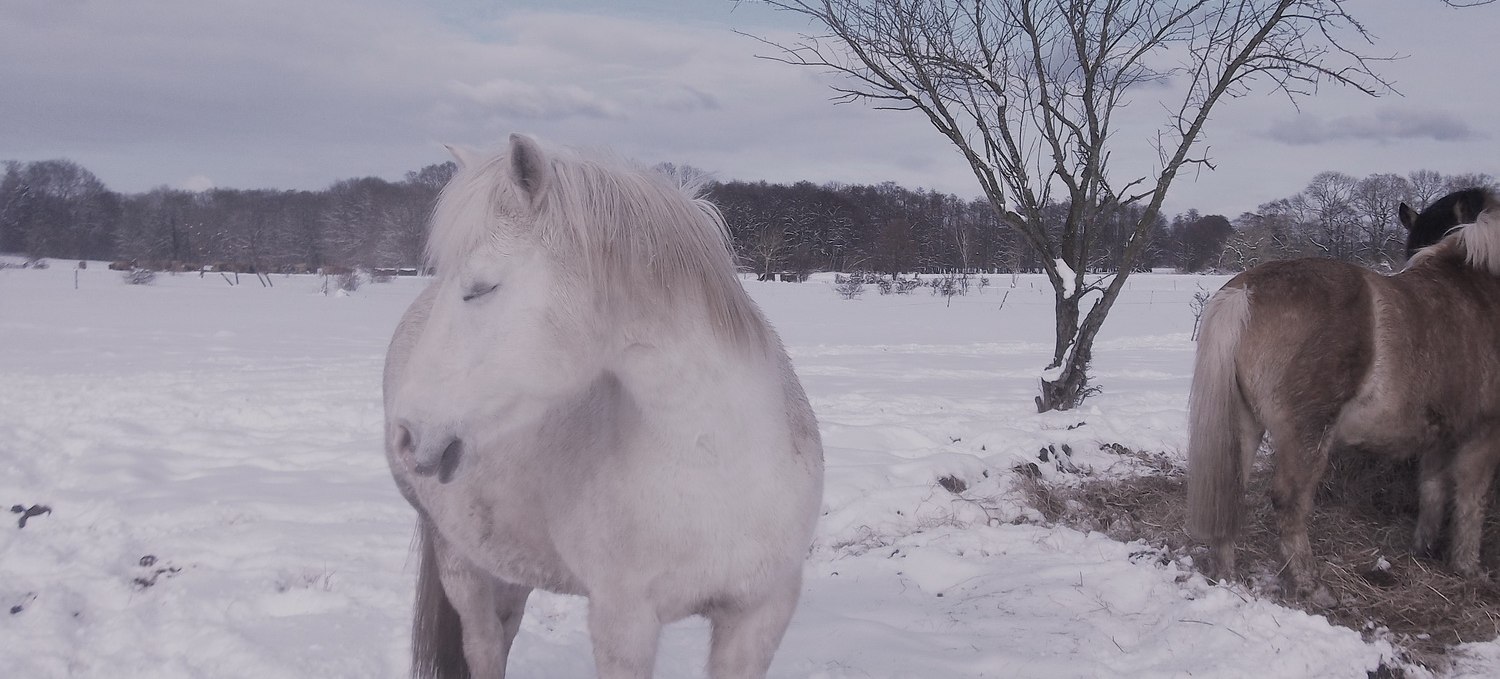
left=383, top=134, right=824, bottom=679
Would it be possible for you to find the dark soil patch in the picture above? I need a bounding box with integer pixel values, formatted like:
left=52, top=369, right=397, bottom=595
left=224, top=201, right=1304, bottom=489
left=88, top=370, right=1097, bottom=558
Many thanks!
left=132, top=554, right=182, bottom=590
left=10, top=503, right=51, bottom=528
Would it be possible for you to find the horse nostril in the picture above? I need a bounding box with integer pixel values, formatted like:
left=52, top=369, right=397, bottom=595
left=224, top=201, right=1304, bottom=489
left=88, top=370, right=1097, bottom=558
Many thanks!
left=394, top=423, right=416, bottom=457
left=434, top=438, right=463, bottom=484
left=396, top=421, right=463, bottom=482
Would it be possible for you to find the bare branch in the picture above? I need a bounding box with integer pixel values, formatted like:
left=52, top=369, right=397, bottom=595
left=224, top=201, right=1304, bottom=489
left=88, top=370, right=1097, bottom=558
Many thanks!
left=748, top=0, right=1413, bottom=410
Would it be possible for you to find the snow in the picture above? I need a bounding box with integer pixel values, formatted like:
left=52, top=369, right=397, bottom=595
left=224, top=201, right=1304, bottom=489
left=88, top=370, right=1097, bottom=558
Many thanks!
left=1054, top=258, right=1076, bottom=298
left=0, top=263, right=1490, bottom=677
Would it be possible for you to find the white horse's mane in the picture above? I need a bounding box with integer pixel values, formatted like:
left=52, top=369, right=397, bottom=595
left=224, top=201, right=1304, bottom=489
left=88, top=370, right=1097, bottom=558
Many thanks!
left=1459, top=207, right=1500, bottom=275
left=424, top=139, right=770, bottom=349
left=1411, top=206, right=1500, bottom=276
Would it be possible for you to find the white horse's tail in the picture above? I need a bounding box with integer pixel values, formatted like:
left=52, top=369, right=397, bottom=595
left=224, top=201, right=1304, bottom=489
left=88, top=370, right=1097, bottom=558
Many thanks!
left=1187, top=285, right=1255, bottom=547
left=412, top=520, right=468, bottom=679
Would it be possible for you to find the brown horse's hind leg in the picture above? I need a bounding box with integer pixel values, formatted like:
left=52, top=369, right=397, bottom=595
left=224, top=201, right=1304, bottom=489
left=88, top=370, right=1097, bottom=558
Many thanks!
left=1414, top=451, right=1452, bottom=561
left=1270, top=435, right=1330, bottom=598
left=1448, top=439, right=1500, bottom=577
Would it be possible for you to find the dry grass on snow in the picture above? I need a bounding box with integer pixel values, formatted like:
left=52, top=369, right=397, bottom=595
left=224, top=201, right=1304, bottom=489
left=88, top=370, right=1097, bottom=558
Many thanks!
left=1014, top=445, right=1500, bottom=673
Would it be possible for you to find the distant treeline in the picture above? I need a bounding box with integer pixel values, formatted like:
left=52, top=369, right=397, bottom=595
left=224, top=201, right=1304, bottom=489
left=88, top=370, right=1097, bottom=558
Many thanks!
left=1, top=158, right=1492, bottom=275
left=1214, top=170, right=1498, bottom=272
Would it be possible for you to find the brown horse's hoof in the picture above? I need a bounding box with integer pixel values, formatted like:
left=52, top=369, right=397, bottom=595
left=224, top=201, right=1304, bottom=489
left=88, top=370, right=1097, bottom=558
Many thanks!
left=1208, top=544, right=1237, bottom=583
left=1276, top=569, right=1335, bottom=606
left=1450, top=560, right=1491, bottom=581
left=1307, top=584, right=1338, bottom=609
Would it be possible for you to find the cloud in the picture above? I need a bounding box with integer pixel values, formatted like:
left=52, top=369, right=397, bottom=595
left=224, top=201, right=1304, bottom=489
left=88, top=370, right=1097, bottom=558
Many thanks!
left=0, top=1, right=821, bottom=192
left=4, top=0, right=1494, bottom=223
left=176, top=175, right=215, bottom=192
left=447, top=79, right=625, bottom=120
left=628, top=84, right=721, bottom=112
left=1266, top=108, right=1482, bottom=145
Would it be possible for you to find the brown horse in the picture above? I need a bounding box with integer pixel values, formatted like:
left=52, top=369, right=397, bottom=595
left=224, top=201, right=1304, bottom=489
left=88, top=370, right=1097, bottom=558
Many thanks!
left=1188, top=195, right=1500, bottom=596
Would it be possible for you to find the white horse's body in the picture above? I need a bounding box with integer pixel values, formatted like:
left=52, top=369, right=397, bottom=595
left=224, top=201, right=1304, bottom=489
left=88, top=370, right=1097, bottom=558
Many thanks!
left=383, top=135, right=823, bottom=679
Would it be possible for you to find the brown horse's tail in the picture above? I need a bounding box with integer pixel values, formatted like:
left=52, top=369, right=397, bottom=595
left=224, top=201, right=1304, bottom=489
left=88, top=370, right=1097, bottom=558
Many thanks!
left=412, top=520, right=470, bottom=679
left=1187, top=285, right=1255, bottom=548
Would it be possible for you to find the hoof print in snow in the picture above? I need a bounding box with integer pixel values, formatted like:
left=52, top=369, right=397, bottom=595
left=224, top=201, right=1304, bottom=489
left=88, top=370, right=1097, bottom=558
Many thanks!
left=1128, top=549, right=1173, bottom=568
left=1014, top=462, right=1043, bottom=479
left=133, top=557, right=182, bottom=590
left=1038, top=445, right=1079, bottom=473
left=10, top=503, right=52, bottom=528
left=9, top=592, right=36, bottom=615
left=936, top=475, right=967, bottom=494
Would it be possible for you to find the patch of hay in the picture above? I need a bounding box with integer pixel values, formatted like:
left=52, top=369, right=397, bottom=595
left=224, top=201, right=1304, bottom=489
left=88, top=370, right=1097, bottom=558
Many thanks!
left=1020, top=444, right=1500, bottom=673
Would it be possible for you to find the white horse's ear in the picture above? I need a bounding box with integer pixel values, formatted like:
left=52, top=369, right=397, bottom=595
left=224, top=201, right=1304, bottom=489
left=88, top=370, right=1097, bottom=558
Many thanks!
left=444, top=144, right=482, bottom=170
left=508, top=133, right=551, bottom=207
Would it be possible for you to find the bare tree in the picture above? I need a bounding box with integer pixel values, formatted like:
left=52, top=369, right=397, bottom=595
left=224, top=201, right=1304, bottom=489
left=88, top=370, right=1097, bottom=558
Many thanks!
left=748, top=218, right=792, bottom=279
left=1406, top=169, right=1448, bottom=209
left=1224, top=208, right=1310, bottom=269
left=750, top=0, right=1419, bottom=411
left=1444, top=172, right=1499, bottom=194
left=1292, top=171, right=1359, bottom=262
left=1349, top=173, right=1411, bottom=268
left=0, top=159, right=121, bottom=261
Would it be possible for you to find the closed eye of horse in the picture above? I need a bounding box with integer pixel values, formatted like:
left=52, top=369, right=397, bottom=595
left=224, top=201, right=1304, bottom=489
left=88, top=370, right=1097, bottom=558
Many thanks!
left=461, top=282, right=499, bottom=302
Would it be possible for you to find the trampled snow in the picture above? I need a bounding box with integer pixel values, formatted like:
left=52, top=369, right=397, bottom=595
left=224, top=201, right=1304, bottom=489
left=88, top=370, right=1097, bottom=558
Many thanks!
left=1, top=264, right=1493, bottom=677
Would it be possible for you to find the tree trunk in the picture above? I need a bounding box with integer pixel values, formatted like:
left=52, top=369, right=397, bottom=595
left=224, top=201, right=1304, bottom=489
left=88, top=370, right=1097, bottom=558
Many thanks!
left=1047, top=293, right=1079, bottom=369
left=1035, top=269, right=1133, bottom=412
left=1036, top=312, right=1099, bottom=412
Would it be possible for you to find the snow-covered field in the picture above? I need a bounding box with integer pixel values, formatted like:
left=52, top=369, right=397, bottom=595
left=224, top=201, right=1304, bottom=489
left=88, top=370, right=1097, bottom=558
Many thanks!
left=2, top=262, right=1496, bottom=678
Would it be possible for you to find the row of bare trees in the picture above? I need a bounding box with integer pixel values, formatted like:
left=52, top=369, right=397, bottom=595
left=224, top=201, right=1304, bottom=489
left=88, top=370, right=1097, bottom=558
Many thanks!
left=6, top=155, right=1193, bottom=276
left=1218, top=170, right=1497, bottom=271
left=0, top=160, right=121, bottom=261
left=8, top=154, right=1486, bottom=283
left=1, top=159, right=459, bottom=272
left=710, top=178, right=1170, bottom=278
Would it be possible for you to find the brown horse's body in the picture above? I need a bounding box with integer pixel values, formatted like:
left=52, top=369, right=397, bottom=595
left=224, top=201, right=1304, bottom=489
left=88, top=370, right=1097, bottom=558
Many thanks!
left=1189, top=209, right=1500, bottom=594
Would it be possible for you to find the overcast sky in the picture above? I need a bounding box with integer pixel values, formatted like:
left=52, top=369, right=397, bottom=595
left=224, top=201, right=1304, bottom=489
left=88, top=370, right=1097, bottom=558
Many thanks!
left=2, top=0, right=1497, bottom=217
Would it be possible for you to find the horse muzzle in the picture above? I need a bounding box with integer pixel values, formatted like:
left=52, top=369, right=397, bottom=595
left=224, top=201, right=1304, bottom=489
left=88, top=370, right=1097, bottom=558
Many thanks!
left=392, top=420, right=464, bottom=483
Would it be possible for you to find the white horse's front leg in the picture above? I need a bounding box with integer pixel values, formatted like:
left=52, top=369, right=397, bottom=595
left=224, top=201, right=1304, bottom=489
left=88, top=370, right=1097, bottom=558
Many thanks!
left=707, top=574, right=802, bottom=679
left=588, top=596, right=662, bottom=679
left=434, top=536, right=533, bottom=678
